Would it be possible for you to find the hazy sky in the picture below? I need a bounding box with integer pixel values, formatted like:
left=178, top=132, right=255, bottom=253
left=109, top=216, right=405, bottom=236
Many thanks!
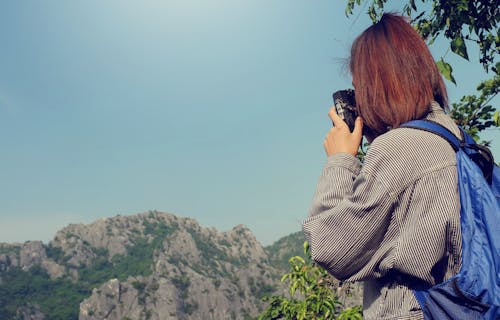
left=1, top=0, right=498, bottom=245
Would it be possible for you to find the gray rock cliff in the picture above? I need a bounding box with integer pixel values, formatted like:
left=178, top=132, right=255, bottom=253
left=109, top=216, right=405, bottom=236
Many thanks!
left=0, top=211, right=287, bottom=320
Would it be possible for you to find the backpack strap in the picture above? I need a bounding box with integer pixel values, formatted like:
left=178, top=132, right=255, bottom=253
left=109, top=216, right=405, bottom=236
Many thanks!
left=401, top=120, right=461, bottom=310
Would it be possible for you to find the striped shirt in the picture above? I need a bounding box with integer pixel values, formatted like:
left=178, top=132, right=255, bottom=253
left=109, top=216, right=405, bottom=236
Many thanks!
left=302, top=102, right=462, bottom=320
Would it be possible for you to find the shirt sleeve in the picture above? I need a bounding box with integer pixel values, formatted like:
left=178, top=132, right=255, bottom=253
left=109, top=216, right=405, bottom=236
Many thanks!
left=308, top=153, right=362, bottom=218
left=302, top=152, right=396, bottom=280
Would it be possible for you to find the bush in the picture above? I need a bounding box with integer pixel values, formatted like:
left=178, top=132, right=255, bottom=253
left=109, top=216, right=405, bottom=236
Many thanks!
left=258, top=242, right=363, bottom=320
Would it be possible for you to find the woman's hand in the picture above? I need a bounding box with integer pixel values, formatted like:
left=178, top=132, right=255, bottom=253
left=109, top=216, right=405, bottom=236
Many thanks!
left=324, top=107, right=363, bottom=157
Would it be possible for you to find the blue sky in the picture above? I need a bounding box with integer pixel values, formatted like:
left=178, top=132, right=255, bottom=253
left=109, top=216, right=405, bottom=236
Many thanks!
left=1, top=1, right=498, bottom=246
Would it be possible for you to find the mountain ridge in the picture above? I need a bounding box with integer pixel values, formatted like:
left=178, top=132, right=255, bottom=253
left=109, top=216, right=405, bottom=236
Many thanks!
left=0, top=210, right=304, bottom=320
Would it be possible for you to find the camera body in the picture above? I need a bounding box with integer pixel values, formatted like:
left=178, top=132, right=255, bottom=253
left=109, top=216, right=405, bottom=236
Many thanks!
left=332, top=89, right=357, bottom=132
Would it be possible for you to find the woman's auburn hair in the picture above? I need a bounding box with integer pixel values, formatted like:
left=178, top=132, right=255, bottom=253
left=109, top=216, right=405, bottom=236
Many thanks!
left=350, top=13, right=448, bottom=136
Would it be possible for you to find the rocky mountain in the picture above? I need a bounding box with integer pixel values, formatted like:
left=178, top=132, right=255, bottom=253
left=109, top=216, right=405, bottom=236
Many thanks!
left=0, top=211, right=286, bottom=320
left=264, top=231, right=306, bottom=272
left=0, top=211, right=362, bottom=320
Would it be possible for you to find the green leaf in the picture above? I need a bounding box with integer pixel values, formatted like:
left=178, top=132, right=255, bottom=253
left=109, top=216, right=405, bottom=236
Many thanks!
left=345, top=0, right=355, bottom=16
left=303, top=241, right=310, bottom=256
left=494, top=111, right=500, bottom=126
left=436, top=59, right=456, bottom=84
left=494, top=62, right=500, bottom=75
left=291, top=282, right=298, bottom=296
left=451, top=35, right=469, bottom=60
left=368, top=5, right=377, bottom=23
left=291, top=256, right=305, bottom=264
left=410, top=0, right=416, bottom=10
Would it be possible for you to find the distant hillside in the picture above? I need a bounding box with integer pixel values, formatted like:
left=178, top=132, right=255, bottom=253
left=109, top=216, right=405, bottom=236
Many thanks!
left=0, top=211, right=288, bottom=320
left=264, top=231, right=305, bottom=272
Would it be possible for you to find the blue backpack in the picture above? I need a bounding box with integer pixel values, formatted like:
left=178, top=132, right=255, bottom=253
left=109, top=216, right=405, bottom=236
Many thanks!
left=401, top=120, right=500, bottom=320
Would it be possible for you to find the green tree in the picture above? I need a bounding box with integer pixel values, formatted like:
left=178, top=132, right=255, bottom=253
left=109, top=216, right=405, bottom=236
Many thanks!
left=258, top=242, right=362, bottom=320
left=346, top=0, right=500, bottom=143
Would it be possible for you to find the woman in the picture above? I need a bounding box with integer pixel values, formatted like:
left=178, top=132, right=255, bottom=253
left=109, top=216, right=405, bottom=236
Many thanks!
left=302, top=14, right=461, bottom=319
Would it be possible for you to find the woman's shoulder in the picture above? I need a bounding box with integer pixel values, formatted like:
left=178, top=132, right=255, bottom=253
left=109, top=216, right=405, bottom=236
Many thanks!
left=364, top=127, right=455, bottom=171
left=362, top=109, right=458, bottom=191
left=367, top=104, right=459, bottom=163
left=369, top=123, right=455, bottom=157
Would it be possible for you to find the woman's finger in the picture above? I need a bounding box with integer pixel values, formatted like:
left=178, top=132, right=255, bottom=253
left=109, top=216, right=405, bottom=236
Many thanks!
left=352, top=116, right=364, bottom=141
left=328, top=107, right=348, bottom=129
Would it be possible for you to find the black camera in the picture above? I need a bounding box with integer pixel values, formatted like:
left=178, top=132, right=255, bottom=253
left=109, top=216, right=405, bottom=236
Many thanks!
left=332, top=89, right=357, bottom=132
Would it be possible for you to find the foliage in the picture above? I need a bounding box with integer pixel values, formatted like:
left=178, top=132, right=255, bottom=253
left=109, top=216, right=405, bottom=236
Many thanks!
left=185, top=226, right=246, bottom=276
left=264, top=231, right=306, bottom=272
left=248, top=276, right=277, bottom=300
left=0, top=266, right=89, bottom=320
left=0, top=244, right=21, bottom=256
left=171, top=274, right=199, bottom=315
left=0, top=220, right=176, bottom=319
left=450, top=74, right=500, bottom=143
left=45, top=244, right=65, bottom=263
left=336, top=306, right=364, bottom=320
left=258, top=242, right=362, bottom=320
left=132, top=280, right=147, bottom=293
